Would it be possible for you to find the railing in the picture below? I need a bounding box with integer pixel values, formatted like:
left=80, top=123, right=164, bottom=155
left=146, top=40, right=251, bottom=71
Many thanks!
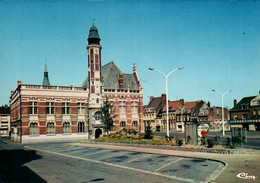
left=22, top=84, right=86, bottom=91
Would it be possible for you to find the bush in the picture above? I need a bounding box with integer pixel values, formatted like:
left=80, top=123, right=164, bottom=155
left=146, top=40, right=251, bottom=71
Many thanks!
left=214, top=135, right=220, bottom=145
left=177, top=139, right=183, bottom=146
left=186, top=135, right=192, bottom=144
left=144, top=122, right=153, bottom=139
left=224, top=137, right=235, bottom=148
left=207, top=139, right=214, bottom=148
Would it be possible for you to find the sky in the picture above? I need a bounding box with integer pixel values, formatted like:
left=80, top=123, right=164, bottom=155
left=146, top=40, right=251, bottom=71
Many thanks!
left=0, top=0, right=259, bottom=109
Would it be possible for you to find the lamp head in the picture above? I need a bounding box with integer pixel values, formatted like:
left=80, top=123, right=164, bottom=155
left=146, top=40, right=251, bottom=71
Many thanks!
left=212, top=89, right=215, bottom=92
left=178, top=67, right=184, bottom=70
left=229, top=89, right=232, bottom=92
left=148, top=67, right=154, bottom=70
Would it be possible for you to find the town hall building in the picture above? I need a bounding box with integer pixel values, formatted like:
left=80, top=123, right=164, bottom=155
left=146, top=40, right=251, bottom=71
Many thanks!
left=10, top=24, right=144, bottom=143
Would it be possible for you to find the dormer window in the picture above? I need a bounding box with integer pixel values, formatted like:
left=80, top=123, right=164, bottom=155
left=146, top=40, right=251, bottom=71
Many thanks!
left=241, top=104, right=249, bottom=109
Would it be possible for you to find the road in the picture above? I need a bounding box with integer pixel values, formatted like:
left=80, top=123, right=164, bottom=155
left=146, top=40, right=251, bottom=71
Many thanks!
left=0, top=138, right=225, bottom=183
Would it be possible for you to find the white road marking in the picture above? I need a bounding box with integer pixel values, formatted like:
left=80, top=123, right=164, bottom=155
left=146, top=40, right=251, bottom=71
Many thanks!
left=25, top=146, right=195, bottom=183
left=125, top=154, right=152, bottom=163
left=79, top=149, right=111, bottom=156
left=155, top=158, right=183, bottom=172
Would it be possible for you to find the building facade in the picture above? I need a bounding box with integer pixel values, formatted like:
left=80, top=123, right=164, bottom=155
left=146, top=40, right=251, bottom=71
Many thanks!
left=10, top=24, right=143, bottom=143
left=208, top=106, right=230, bottom=131
left=161, top=99, right=184, bottom=132
left=230, top=93, right=260, bottom=131
left=143, top=94, right=166, bottom=132
left=0, top=105, right=10, bottom=137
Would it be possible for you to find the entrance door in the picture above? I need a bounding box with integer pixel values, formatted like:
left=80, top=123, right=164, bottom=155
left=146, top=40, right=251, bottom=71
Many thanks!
left=95, top=128, right=102, bottom=138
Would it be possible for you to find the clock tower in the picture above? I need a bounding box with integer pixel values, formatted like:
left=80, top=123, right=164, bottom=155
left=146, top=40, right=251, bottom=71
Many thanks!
left=87, top=24, right=103, bottom=138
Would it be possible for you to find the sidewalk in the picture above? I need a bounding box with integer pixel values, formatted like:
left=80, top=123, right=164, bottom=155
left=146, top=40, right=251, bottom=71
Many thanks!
left=75, top=142, right=260, bottom=183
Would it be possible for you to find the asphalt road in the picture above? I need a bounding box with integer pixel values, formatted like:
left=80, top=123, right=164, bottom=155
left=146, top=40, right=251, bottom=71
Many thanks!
left=0, top=138, right=225, bottom=183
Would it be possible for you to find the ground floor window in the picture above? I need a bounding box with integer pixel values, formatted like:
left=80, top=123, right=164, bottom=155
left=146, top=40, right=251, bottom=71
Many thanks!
left=78, top=122, right=85, bottom=133
left=46, top=123, right=55, bottom=135
left=29, top=123, right=39, bottom=135
left=63, top=122, right=71, bottom=134
left=120, top=121, right=126, bottom=128
left=132, top=121, right=138, bottom=129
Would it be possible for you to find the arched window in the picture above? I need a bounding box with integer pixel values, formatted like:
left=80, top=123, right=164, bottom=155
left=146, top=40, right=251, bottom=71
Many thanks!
left=29, top=123, right=39, bottom=135
left=62, top=122, right=71, bottom=134
left=46, top=123, right=55, bottom=135
left=120, top=121, right=126, bottom=128
left=78, top=122, right=85, bottom=133
left=132, top=121, right=138, bottom=129
left=94, top=112, right=102, bottom=121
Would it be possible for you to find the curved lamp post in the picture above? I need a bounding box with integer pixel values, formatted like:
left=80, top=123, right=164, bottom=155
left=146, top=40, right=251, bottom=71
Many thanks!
left=212, top=89, right=232, bottom=136
left=149, top=67, right=184, bottom=138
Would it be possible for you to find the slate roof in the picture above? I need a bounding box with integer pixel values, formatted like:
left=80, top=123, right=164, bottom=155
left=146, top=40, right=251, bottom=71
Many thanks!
left=82, top=61, right=141, bottom=90
left=232, top=96, right=256, bottom=110
left=42, top=64, right=50, bottom=86
left=144, top=95, right=166, bottom=116
left=88, top=25, right=100, bottom=39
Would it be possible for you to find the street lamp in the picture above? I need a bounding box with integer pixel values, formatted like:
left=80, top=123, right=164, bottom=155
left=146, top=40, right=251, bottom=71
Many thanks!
left=181, top=106, right=186, bottom=133
left=149, top=67, right=184, bottom=138
left=212, top=89, right=232, bottom=136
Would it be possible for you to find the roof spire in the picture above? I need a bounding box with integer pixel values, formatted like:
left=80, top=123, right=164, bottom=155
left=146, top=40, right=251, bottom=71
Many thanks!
left=42, top=64, right=50, bottom=86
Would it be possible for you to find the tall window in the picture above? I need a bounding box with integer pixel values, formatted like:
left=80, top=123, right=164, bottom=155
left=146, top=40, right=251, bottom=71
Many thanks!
left=131, top=102, right=138, bottom=114
left=62, top=122, right=71, bottom=133
left=94, top=112, right=101, bottom=120
left=119, top=101, right=126, bottom=114
left=46, top=102, right=54, bottom=114
left=46, top=123, right=55, bottom=135
left=77, top=103, right=85, bottom=114
left=78, top=122, right=85, bottom=133
left=29, top=123, right=39, bottom=135
left=132, top=121, right=138, bottom=129
left=120, top=121, right=126, bottom=128
left=29, top=101, right=38, bottom=114
left=62, top=102, right=70, bottom=114
left=233, top=114, right=238, bottom=120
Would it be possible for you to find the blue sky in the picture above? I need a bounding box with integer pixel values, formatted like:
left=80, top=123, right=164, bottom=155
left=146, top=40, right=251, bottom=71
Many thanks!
left=0, top=0, right=259, bottom=108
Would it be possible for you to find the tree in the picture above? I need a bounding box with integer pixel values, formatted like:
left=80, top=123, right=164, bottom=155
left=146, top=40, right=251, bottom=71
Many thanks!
left=144, top=121, right=153, bottom=139
left=101, top=99, right=114, bottom=134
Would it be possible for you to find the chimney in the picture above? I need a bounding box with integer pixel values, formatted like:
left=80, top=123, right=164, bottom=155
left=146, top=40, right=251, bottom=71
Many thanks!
left=180, top=99, right=184, bottom=105
left=207, top=101, right=211, bottom=107
left=11, top=90, right=14, bottom=95
left=119, top=73, right=123, bottom=89
left=17, top=80, right=22, bottom=86
left=234, top=99, right=237, bottom=107
left=161, top=93, right=166, bottom=105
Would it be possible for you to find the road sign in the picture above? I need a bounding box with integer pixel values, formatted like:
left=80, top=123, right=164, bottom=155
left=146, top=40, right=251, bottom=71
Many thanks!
left=201, top=130, right=207, bottom=137
left=197, top=123, right=209, bottom=137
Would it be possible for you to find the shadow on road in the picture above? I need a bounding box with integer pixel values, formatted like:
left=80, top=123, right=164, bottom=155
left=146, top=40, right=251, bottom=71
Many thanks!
left=0, top=149, right=46, bottom=183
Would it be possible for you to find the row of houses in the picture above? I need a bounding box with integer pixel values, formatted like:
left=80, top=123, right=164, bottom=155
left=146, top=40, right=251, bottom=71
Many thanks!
left=143, top=94, right=229, bottom=132
left=143, top=92, right=260, bottom=133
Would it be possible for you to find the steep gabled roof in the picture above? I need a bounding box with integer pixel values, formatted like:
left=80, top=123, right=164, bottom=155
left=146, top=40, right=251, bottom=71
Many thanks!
left=182, top=101, right=200, bottom=110
left=102, top=62, right=121, bottom=88
left=162, top=100, right=183, bottom=112
left=82, top=61, right=141, bottom=90
left=144, top=95, right=166, bottom=116
left=232, top=96, right=256, bottom=110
